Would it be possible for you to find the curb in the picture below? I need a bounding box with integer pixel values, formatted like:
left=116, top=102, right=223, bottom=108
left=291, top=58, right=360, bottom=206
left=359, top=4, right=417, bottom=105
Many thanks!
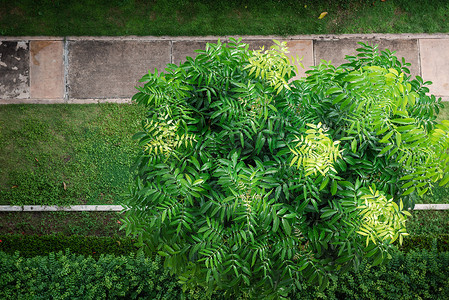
left=0, top=205, right=125, bottom=212
left=2, top=33, right=449, bottom=41
left=413, top=204, right=449, bottom=211
left=0, top=204, right=447, bottom=212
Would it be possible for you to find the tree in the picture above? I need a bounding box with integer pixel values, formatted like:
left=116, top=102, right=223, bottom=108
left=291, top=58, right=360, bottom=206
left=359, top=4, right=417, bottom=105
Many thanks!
left=121, top=38, right=449, bottom=298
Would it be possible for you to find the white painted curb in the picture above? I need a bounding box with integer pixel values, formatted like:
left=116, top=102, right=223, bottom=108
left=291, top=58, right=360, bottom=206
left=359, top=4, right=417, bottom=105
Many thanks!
left=413, top=204, right=449, bottom=211
left=0, top=205, right=125, bottom=212
left=0, top=204, right=448, bottom=212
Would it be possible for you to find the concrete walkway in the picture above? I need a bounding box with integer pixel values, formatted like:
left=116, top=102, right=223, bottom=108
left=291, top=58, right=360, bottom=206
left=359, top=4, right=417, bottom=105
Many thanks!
left=1, top=34, right=449, bottom=104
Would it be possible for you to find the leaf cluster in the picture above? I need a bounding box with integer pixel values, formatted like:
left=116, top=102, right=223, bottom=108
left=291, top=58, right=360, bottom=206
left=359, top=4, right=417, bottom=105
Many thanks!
left=122, top=39, right=449, bottom=298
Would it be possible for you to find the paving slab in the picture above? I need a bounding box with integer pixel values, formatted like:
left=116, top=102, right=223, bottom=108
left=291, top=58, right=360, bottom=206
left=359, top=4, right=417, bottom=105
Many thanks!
left=172, top=40, right=208, bottom=66
left=314, top=39, right=420, bottom=78
left=67, top=40, right=171, bottom=99
left=30, top=40, right=64, bottom=99
left=419, top=39, right=449, bottom=98
left=284, top=40, right=314, bottom=79
left=0, top=41, right=29, bottom=99
left=242, top=39, right=276, bottom=52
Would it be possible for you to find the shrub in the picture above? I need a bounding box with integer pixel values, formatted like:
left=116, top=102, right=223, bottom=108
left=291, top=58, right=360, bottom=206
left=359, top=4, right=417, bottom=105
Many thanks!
left=292, top=249, right=449, bottom=299
left=1, top=233, right=448, bottom=259
left=122, top=38, right=449, bottom=298
left=1, top=249, right=448, bottom=299
left=0, top=234, right=138, bottom=258
left=0, top=251, right=195, bottom=300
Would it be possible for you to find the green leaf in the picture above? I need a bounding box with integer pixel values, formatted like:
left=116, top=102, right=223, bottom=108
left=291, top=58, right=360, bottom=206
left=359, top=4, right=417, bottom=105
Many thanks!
left=343, top=74, right=363, bottom=82
left=379, top=144, right=394, bottom=156
left=365, top=246, right=378, bottom=258
left=272, top=214, right=280, bottom=232
left=331, top=180, right=338, bottom=196
left=320, top=177, right=330, bottom=191
left=351, top=139, right=357, bottom=153
left=400, top=174, right=414, bottom=181
left=344, top=156, right=356, bottom=165
left=321, top=210, right=337, bottom=219
left=402, top=186, right=415, bottom=196
left=391, top=118, right=415, bottom=124
left=376, top=126, right=389, bottom=135
left=439, top=174, right=449, bottom=186
left=193, top=179, right=204, bottom=186
left=282, top=218, right=292, bottom=235
left=325, top=87, right=343, bottom=95
left=418, top=187, right=429, bottom=197
left=379, top=130, right=394, bottom=143
left=332, top=93, right=346, bottom=104
left=396, top=125, right=415, bottom=132
left=395, top=133, right=402, bottom=146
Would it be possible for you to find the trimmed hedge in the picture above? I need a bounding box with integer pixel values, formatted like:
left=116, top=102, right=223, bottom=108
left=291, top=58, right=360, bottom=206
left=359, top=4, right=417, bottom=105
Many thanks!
left=400, top=234, right=449, bottom=253
left=1, top=234, right=449, bottom=258
left=1, top=234, right=449, bottom=299
left=1, top=249, right=449, bottom=299
left=0, top=234, right=139, bottom=258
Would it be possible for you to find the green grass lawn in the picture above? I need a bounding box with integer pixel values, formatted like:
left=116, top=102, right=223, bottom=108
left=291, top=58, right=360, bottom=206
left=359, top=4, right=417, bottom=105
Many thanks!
left=0, top=103, right=145, bottom=206
left=1, top=101, right=449, bottom=206
left=1, top=0, right=449, bottom=36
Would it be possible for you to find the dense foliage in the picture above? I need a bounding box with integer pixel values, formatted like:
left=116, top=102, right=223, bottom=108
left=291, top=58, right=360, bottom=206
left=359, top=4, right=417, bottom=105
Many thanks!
left=0, top=251, right=190, bottom=300
left=1, top=248, right=448, bottom=299
left=1, top=233, right=448, bottom=260
left=122, top=38, right=449, bottom=297
left=0, top=234, right=138, bottom=258
left=292, top=248, right=449, bottom=299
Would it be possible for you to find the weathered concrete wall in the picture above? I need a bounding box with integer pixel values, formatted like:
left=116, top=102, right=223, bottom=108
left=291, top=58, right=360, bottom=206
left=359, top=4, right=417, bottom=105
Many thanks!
left=1, top=34, right=449, bottom=104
